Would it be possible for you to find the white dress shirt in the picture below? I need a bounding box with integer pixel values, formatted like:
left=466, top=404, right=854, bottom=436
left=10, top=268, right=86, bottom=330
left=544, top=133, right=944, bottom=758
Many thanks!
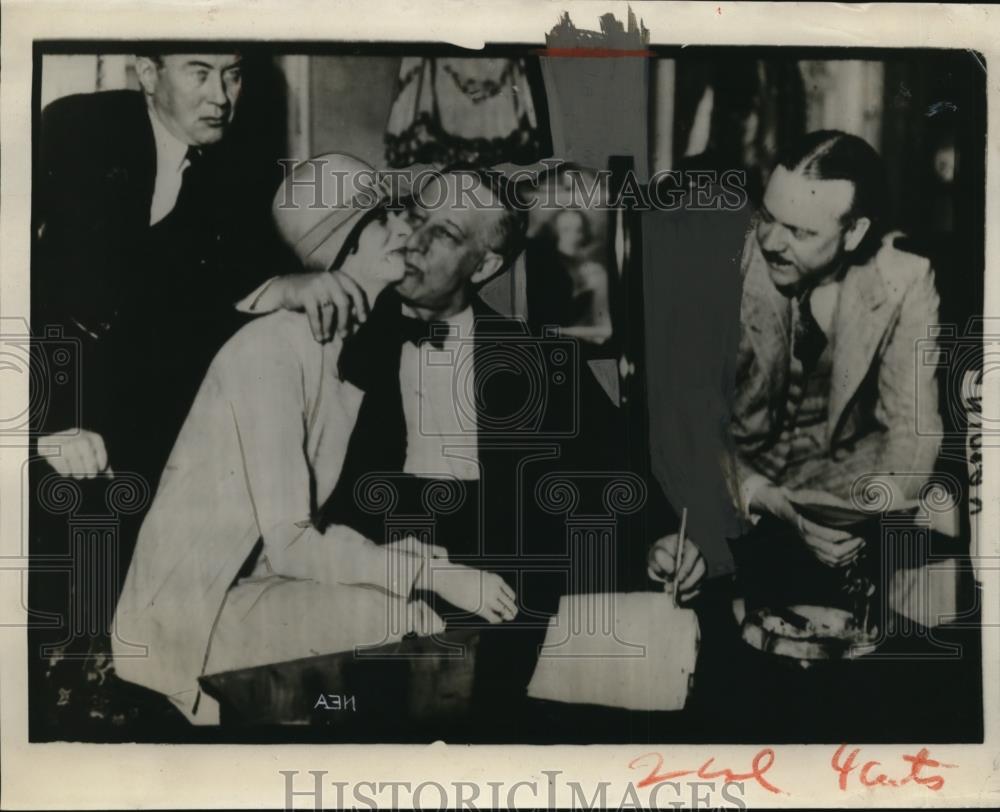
left=399, top=305, right=480, bottom=480
left=147, top=107, right=192, bottom=225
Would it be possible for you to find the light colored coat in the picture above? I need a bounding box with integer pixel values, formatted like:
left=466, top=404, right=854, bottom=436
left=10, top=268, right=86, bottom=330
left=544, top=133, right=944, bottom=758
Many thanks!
left=112, top=311, right=425, bottom=722
left=731, top=228, right=942, bottom=505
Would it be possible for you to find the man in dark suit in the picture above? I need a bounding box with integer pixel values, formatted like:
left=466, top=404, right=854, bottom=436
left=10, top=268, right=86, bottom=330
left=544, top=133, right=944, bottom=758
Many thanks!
left=34, top=51, right=372, bottom=482
left=31, top=51, right=260, bottom=734
left=29, top=55, right=375, bottom=734
left=34, top=52, right=286, bottom=485
left=32, top=53, right=376, bottom=489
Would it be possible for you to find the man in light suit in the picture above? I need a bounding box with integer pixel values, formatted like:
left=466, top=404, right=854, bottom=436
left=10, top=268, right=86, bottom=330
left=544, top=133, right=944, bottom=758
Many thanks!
left=112, top=158, right=708, bottom=726
left=730, top=130, right=941, bottom=608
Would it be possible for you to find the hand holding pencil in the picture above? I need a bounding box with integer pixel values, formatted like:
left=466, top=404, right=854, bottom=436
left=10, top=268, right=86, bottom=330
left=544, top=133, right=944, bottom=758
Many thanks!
left=647, top=508, right=707, bottom=604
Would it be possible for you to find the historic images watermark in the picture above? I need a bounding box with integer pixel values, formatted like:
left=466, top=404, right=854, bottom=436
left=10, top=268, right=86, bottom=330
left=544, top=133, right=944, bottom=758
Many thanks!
left=280, top=769, right=749, bottom=810
left=275, top=158, right=750, bottom=215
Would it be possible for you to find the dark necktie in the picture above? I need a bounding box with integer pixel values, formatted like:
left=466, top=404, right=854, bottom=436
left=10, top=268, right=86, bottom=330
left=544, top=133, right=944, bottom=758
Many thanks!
left=792, top=290, right=828, bottom=370
left=172, top=146, right=208, bottom=220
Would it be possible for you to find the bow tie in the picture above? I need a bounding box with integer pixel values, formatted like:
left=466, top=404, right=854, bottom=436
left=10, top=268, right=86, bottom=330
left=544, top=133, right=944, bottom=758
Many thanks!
left=399, top=314, right=451, bottom=350
left=338, top=289, right=454, bottom=391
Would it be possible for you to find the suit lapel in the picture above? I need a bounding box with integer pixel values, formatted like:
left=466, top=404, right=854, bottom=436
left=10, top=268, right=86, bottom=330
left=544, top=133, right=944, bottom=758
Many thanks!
left=827, top=255, right=891, bottom=442
left=470, top=296, right=527, bottom=445
left=469, top=298, right=558, bottom=559
left=112, top=93, right=157, bottom=221
left=742, top=240, right=792, bottom=401
left=135, top=102, right=157, bottom=215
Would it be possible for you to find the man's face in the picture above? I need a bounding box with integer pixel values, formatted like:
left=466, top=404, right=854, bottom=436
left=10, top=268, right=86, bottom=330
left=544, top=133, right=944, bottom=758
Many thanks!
left=756, top=165, right=858, bottom=292
left=137, top=54, right=243, bottom=146
left=396, top=175, right=504, bottom=314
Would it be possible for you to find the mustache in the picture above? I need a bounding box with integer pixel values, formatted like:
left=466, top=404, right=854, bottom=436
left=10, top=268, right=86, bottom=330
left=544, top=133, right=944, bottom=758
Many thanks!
left=761, top=249, right=792, bottom=266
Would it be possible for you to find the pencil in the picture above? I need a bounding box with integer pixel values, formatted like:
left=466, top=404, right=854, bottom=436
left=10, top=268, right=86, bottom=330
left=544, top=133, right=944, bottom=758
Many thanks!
left=672, top=506, right=688, bottom=607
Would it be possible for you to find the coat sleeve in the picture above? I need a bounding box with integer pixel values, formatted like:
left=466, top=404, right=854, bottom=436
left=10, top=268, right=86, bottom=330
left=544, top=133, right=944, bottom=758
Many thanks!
left=728, top=226, right=778, bottom=516
left=113, top=315, right=421, bottom=710
left=731, top=353, right=775, bottom=522
left=220, top=316, right=423, bottom=597
left=32, top=96, right=123, bottom=438
left=870, top=261, right=942, bottom=500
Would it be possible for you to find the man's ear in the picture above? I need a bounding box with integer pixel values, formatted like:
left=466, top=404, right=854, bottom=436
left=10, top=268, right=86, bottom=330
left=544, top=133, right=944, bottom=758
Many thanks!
left=470, top=250, right=504, bottom=286
left=843, top=216, right=872, bottom=253
left=134, top=57, right=161, bottom=96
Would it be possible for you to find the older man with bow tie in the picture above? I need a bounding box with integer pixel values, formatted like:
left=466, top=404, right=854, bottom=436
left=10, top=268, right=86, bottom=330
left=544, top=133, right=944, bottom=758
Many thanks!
left=112, top=157, right=706, bottom=728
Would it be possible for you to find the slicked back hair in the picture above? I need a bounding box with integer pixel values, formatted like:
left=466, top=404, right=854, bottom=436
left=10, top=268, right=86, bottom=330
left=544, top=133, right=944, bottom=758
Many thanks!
left=775, top=129, right=888, bottom=260
left=133, top=48, right=164, bottom=66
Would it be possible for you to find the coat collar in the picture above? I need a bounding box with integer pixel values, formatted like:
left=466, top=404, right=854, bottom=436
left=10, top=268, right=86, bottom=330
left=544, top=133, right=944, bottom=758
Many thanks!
left=741, top=232, right=896, bottom=443
left=468, top=295, right=547, bottom=441
left=826, top=239, right=893, bottom=440
left=112, top=92, right=158, bottom=214
left=742, top=236, right=791, bottom=401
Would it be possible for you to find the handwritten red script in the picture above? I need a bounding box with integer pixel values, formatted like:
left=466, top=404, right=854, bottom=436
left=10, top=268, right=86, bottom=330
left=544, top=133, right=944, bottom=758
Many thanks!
left=628, top=746, right=958, bottom=797
left=831, top=745, right=957, bottom=792
left=629, top=749, right=784, bottom=795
